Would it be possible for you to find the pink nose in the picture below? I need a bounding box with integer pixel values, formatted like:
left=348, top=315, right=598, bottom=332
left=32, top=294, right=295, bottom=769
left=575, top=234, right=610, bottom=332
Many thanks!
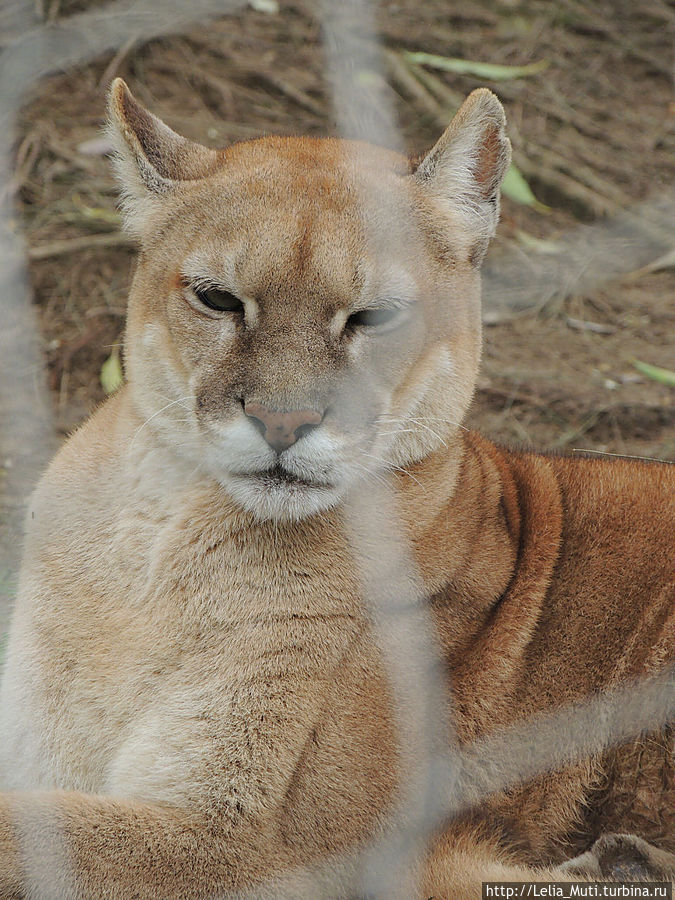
left=243, top=402, right=323, bottom=453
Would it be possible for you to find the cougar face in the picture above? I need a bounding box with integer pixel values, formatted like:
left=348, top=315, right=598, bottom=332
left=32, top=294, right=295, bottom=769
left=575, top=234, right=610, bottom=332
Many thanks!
left=110, top=80, right=510, bottom=520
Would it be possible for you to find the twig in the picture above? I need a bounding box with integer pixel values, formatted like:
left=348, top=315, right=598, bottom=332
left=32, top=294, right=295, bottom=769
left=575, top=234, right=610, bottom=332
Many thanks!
left=476, top=382, right=550, bottom=408
left=48, top=321, right=104, bottom=391
left=497, top=80, right=630, bottom=157
left=385, top=50, right=448, bottom=127
left=85, top=306, right=127, bottom=318
left=405, top=62, right=463, bottom=112
left=511, top=149, right=617, bottom=217
left=98, top=36, right=137, bottom=89
left=565, top=316, right=616, bottom=335
left=28, top=233, right=134, bottom=261
left=528, top=143, right=633, bottom=208
left=255, top=68, right=326, bottom=117
left=561, top=0, right=672, bottom=77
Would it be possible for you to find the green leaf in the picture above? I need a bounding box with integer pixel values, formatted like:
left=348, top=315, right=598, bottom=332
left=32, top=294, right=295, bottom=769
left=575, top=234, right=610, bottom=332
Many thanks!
left=248, top=0, right=279, bottom=11
left=403, top=51, right=549, bottom=81
left=631, top=359, right=675, bottom=387
left=71, top=194, right=123, bottom=227
left=100, top=346, right=123, bottom=395
left=501, top=163, right=549, bottom=212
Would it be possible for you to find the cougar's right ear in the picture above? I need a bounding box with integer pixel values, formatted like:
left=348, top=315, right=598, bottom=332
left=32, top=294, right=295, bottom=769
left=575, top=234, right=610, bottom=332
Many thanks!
left=412, top=88, right=511, bottom=262
left=107, top=78, right=222, bottom=235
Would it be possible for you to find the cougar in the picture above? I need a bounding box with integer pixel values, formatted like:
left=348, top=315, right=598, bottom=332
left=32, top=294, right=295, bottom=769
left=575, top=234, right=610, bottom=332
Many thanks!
left=0, top=79, right=672, bottom=898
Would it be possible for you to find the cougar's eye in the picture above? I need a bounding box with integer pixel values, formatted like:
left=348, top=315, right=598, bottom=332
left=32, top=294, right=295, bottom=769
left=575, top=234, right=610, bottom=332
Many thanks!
left=194, top=285, right=244, bottom=313
left=346, top=306, right=402, bottom=330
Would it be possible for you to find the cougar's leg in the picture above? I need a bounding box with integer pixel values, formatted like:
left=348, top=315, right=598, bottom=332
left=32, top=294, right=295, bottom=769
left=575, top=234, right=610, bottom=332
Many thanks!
left=420, top=828, right=587, bottom=900
left=561, top=833, right=675, bottom=881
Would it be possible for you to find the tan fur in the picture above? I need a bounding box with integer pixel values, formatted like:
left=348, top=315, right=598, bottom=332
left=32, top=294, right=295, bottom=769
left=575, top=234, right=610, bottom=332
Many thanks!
left=0, top=81, right=672, bottom=898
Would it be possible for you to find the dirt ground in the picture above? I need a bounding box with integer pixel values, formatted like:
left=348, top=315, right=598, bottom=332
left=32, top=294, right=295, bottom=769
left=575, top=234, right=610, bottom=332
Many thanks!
left=2, top=0, right=673, bottom=583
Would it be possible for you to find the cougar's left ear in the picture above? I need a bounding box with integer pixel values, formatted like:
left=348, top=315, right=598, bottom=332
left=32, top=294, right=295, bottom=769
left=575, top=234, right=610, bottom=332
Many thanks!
left=412, top=89, right=511, bottom=257
left=107, top=78, right=222, bottom=235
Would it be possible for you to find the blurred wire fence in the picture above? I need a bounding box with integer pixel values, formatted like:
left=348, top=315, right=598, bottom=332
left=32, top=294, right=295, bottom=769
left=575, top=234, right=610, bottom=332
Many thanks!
left=0, top=0, right=673, bottom=897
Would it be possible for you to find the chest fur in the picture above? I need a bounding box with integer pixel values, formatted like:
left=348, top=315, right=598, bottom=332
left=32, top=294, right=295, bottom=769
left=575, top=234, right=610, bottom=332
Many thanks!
left=1, top=488, right=365, bottom=801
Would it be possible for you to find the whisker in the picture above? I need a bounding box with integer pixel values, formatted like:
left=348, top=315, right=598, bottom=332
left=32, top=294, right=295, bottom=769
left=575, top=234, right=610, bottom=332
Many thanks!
left=379, top=412, right=467, bottom=428
left=130, top=396, right=194, bottom=449
left=376, top=429, right=418, bottom=437
left=572, top=448, right=674, bottom=465
left=378, top=413, right=468, bottom=434
left=350, top=459, right=391, bottom=490
left=409, top=416, right=468, bottom=431
left=382, top=418, right=447, bottom=447
left=361, top=452, right=426, bottom=490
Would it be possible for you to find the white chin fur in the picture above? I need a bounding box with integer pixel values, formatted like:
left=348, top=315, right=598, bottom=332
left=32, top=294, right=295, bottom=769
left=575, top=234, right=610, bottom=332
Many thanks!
left=223, top=473, right=345, bottom=522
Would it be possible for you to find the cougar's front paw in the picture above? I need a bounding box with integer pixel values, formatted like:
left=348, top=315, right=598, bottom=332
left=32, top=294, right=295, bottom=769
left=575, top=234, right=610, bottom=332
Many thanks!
left=561, top=833, right=675, bottom=881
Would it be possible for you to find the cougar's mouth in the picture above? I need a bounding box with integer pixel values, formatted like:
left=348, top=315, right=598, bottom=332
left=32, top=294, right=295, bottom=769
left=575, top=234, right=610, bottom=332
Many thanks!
left=223, top=460, right=344, bottom=521
left=254, top=464, right=332, bottom=490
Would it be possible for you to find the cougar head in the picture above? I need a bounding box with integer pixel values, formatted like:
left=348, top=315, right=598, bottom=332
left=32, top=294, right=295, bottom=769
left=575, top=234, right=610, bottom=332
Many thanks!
left=108, top=78, right=510, bottom=521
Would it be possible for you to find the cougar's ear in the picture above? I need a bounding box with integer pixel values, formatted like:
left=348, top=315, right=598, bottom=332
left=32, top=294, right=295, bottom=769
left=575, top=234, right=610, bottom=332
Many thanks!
left=412, top=89, right=511, bottom=260
left=107, top=78, right=221, bottom=235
